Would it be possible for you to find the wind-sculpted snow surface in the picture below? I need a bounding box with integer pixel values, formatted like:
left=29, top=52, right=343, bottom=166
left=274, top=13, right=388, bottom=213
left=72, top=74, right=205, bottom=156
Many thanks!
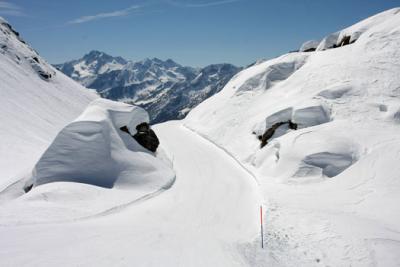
left=236, top=54, right=308, bottom=93
left=299, top=40, right=320, bottom=52
left=0, top=99, right=175, bottom=224
left=186, top=8, right=400, bottom=266
left=32, top=99, right=174, bottom=189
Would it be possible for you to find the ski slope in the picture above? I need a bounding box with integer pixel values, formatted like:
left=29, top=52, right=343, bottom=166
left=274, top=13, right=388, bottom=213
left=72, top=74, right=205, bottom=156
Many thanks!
left=0, top=121, right=264, bottom=267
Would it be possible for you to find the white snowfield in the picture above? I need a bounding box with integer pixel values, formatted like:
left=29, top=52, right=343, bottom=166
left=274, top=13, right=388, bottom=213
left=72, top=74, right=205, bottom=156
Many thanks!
left=185, top=7, right=400, bottom=266
left=1, top=7, right=400, bottom=267
left=0, top=17, right=97, bottom=188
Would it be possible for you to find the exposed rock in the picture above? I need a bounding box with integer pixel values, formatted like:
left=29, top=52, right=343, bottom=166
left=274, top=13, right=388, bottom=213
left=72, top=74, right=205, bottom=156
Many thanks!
left=23, top=183, right=33, bottom=193
left=303, top=47, right=316, bottom=52
left=260, top=120, right=297, bottom=148
left=120, top=123, right=160, bottom=152
left=338, top=35, right=351, bottom=47
left=38, top=71, right=52, bottom=80
left=253, top=104, right=330, bottom=148
left=328, top=35, right=357, bottom=49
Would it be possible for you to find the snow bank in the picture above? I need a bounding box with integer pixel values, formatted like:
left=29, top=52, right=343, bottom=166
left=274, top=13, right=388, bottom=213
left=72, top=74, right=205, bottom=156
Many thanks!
left=32, top=98, right=174, bottom=190
left=0, top=99, right=175, bottom=224
left=299, top=40, right=320, bottom=52
left=236, top=54, right=308, bottom=93
left=185, top=8, right=400, bottom=266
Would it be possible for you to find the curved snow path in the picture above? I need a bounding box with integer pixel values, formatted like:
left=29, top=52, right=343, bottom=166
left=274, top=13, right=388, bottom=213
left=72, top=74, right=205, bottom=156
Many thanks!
left=0, top=121, right=263, bottom=267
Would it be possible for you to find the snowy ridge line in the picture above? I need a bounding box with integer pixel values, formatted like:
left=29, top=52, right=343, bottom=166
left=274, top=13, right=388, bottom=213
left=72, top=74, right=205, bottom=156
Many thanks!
left=183, top=124, right=261, bottom=186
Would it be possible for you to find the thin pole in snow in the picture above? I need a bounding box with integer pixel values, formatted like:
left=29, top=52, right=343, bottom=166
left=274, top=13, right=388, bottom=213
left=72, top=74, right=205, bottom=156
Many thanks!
left=260, top=205, right=264, bottom=249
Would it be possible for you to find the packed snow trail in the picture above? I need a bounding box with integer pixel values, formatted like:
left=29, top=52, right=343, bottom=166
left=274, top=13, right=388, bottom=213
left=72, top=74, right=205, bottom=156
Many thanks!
left=0, top=121, right=264, bottom=267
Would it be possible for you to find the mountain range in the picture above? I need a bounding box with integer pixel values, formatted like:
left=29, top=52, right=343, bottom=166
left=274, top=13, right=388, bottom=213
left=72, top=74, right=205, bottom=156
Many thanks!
left=55, top=51, right=240, bottom=123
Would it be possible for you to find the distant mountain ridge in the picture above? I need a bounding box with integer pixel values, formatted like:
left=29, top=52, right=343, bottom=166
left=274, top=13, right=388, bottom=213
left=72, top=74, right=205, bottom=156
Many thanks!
left=55, top=51, right=241, bottom=123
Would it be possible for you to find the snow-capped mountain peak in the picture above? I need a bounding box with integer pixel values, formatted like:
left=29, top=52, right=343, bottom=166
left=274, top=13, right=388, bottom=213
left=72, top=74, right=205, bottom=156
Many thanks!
left=56, top=52, right=241, bottom=123
left=55, top=50, right=127, bottom=85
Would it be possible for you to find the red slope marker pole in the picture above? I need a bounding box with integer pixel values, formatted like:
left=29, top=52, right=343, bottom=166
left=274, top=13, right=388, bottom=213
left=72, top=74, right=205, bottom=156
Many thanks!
left=260, top=205, right=264, bottom=249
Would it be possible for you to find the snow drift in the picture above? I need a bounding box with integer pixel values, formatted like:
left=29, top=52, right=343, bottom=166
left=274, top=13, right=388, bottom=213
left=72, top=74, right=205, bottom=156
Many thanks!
left=185, top=8, right=400, bottom=266
left=0, top=99, right=175, bottom=224
left=31, top=99, right=174, bottom=190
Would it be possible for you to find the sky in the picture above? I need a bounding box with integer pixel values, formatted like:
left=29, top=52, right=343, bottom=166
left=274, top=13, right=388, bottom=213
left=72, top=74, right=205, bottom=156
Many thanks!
left=1, top=0, right=399, bottom=67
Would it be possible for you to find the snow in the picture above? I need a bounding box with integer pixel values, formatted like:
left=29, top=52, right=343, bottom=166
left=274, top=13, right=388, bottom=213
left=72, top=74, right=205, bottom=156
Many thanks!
left=0, top=121, right=263, bottom=266
left=299, top=40, right=320, bottom=52
left=0, top=99, right=175, bottom=224
left=1, top=7, right=400, bottom=267
left=0, top=17, right=98, bottom=189
left=316, top=31, right=340, bottom=51
left=317, top=7, right=400, bottom=50
left=185, top=7, right=400, bottom=266
left=236, top=53, right=308, bottom=93
left=32, top=99, right=174, bottom=190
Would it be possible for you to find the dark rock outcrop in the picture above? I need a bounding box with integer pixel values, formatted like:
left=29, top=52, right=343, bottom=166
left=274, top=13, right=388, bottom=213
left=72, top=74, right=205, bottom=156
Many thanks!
left=329, top=35, right=357, bottom=49
left=259, top=120, right=297, bottom=148
left=38, top=70, right=52, bottom=80
left=23, top=183, right=33, bottom=193
left=120, top=123, right=160, bottom=152
left=303, top=47, right=316, bottom=52
left=338, top=35, right=351, bottom=47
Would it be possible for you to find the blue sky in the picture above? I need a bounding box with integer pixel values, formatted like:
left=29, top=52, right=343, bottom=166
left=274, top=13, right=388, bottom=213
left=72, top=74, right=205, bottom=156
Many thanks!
left=1, top=0, right=399, bottom=66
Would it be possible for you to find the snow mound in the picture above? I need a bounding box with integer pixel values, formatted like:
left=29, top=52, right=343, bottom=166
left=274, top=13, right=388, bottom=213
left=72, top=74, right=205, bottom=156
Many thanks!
left=0, top=99, right=175, bottom=224
left=295, top=152, right=355, bottom=178
left=316, top=31, right=341, bottom=51
left=299, top=40, right=320, bottom=52
left=31, top=98, right=174, bottom=189
left=292, top=104, right=331, bottom=128
left=236, top=53, right=308, bottom=93
left=317, top=84, right=353, bottom=99
left=252, top=103, right=331, bottom=145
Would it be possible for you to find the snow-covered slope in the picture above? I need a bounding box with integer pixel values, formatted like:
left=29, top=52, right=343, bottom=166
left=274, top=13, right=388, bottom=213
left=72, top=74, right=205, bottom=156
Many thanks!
left=0, top=17, right=98, bottom=188
left=185, top=8, right=400, bottom=266
left=0, top=121, right=261, bottom=266
left=2, top=8, right=400, bottom=267
left=56, top=52, right=240, bottom=123
left=0, top=99, right=175, bottom=224
left=0, top=16, right=176, bottom=226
